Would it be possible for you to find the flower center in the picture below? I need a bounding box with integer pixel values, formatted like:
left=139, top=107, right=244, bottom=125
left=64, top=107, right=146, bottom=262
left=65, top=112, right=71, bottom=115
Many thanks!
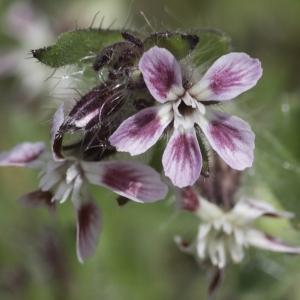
left=172, top=94, right=205, bottom=130
left=177, top=100, right=195, bottom=116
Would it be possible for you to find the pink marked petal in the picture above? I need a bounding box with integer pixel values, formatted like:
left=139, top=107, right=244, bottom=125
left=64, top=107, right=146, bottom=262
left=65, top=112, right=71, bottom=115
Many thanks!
left=51, top=103, right=65, bottom=161
left=76, top=200, right=102, bottom=263
left=196, top=197, right=223, bottom=221
left=17, top=189, right=56, bottom=217
left=229, top=197, right=294, bottom=225
left=139, top=46, right=183, bottom=103
left=246, top=229, right=300, bottom=253
left=162, top=129, right=202, bottom=188
left=201, top=111, right=255, bottom=170
left=109, top=105, right=173, bottom=156
left=0, top=142, right=46, bottom=168
left=190, top=52, right=262, bottom=101
left=82, top=160, right=168, bottom=203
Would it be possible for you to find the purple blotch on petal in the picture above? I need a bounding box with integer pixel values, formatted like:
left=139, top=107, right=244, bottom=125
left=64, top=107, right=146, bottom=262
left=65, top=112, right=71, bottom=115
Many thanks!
left=17, top=189, right=56, bottom=217
left=51, top=103, right=65, bottom=161
left=102, top=166, right=141, bottom=197
left=98, top=161, right=168, bottom=202
left=139, top=46, right=182, bottom=102
left=163, top=129, right=202, bottom=188
left=246, top=229, right=300, bottom=254
left=209, top=120, right=240, bottom=152
left=76, top=201, right=102, bottom=263
left=208, top=53, right=262, bottom=99
left=233, top=197, right=294, bottom=221
left=109, top=106, right=172, bottom=156
left=203, top=111, right=254, bottom=170
left=192, top=52, right=263, bottom=101
left=208, top=268, right=225, bottom=300
left=0, top=142, right=46, bottom=166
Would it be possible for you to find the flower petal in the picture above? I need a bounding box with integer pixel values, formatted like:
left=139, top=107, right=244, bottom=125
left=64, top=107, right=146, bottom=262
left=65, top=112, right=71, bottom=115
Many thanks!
left=228, top=197, right=294, bottom=225
left=208, top=239, right=227, bottom=268
left=195, top=197, right=224, bottom=221
left=201, top=111, right=255, bottom=170
left=53, top=181, right=73, bottom=203
left=139, top=46, right=184, bottom=103
left=39, top=168, right=63, bottom=191
left=76, top=199, right=102, bottom=263
left=50, top=103, right=65, bottom=161
left=208, top=267, right=225, bottom=300
left=189, top=52, right=262, bottom=101
left=82, top=160, right=168, bottom=203
left=0, top=142, right=46, bottom=168
left=246, top=229, right=300, bottom=253
left=233, top=227, right=245, bottom=245
left=109, top=104, right=173, bottom=156
left=199, top=223, right=212, bottom=239
left=17, top=189, right=56, bottom=217
left=162, top=128, right=202, bottom=188
left=227, top=239, right=245, bottom=263
left=197, top=239, right=208, bottom=259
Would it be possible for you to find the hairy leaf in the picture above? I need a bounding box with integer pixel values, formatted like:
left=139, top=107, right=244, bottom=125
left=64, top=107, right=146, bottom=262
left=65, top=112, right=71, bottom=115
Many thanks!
left=143, top=32, right=199, bottom=60
left=191, top=28, right=231, bottom=66
left=32, top=28, right=124, bottom=68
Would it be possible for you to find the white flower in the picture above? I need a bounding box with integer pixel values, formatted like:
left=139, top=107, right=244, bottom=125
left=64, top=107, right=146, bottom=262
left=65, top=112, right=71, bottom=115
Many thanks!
left=175, top=189, right=300, bottom=269
left=109, top=46, right=262, bottom=187
left=0, top=104, right=168, bottom=263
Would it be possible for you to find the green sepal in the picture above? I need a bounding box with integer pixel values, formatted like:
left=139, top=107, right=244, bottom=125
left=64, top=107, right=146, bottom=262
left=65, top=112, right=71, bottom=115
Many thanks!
left=32, top=28, right=124, bottom=68
left=190, top=28, right=231, bottom=66
left=143, top=32, right=199, bottom=60
left=198, top=134, right=210, bottom=178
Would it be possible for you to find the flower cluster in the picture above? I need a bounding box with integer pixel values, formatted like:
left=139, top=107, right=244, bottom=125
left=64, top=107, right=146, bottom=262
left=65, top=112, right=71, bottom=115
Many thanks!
left=175, top=187, right=300, bottom=269
left=1, top=24, right=299, bottom=299
left=0, top=102, right=168, bottom=262
left=110, top=47, right=262, bottom=187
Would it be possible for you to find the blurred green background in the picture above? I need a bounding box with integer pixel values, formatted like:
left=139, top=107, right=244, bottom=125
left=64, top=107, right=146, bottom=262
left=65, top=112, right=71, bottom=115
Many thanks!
left=1, top=0, right=300, bottom=299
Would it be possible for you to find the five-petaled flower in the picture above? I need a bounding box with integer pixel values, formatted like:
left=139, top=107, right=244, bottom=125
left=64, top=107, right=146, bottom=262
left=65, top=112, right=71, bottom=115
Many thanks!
left=175, top=188, right=300, bottom=269
left=0, top=104, right=168, bottom=263
left=109, top=46, right=263, bottom=187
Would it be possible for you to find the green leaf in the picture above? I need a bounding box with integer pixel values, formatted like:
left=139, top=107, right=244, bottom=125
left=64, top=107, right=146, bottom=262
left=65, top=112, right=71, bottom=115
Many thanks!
left=190, top=28, right=231, bottom=66
left=253, top=128, right=300, bottom=226
left=143, top=29, right=230, bottom=64
left=32, top=28, right=124, bottom=68
left=143, top=32, right=199, bottom=60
